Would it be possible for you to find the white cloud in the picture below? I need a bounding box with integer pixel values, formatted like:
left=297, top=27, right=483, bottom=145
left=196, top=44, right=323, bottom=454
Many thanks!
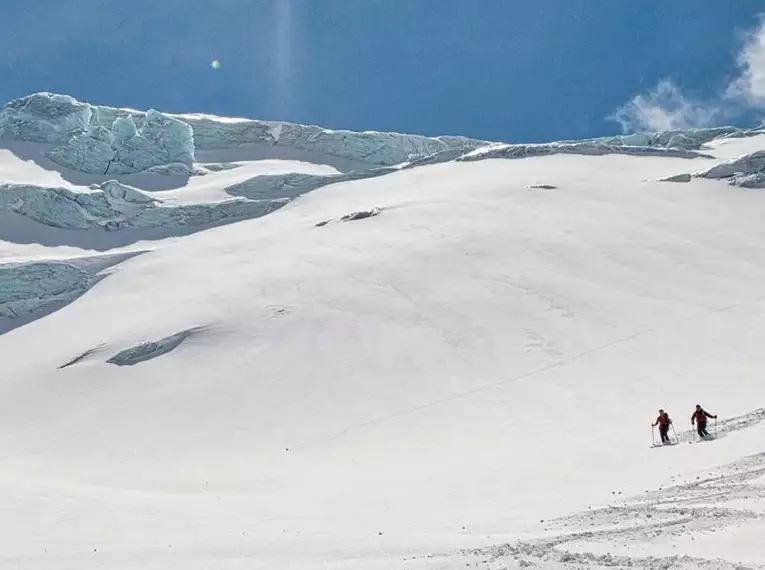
left=612, top=18, right=765, bottom=133
left=610, top=79, right=721, bottom=133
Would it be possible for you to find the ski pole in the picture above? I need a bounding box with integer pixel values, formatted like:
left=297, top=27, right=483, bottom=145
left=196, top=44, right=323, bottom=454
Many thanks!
left=651, top=424, right=656, bottom=446
left=671, top=424, right=678, bottom=444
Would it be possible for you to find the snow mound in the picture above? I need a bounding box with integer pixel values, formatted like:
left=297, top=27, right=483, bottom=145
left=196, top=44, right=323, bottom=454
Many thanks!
left=0, top=182, right=287, bottom=230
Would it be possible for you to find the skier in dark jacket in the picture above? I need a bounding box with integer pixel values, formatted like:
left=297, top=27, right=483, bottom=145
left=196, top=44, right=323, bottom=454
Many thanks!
left=691, top=404, right=717, bottom=438
left=652, top=409, right=673, bottom=444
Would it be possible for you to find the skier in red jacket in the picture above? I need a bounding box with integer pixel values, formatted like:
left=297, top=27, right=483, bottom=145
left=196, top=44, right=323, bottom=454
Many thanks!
left=691, top=404, right=717, bottom=438
left=652, top=409, right=672, bottom=444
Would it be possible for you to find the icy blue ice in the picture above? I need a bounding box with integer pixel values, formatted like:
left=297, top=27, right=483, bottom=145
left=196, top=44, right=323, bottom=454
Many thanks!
left=47, top=109, right=195, bottom=175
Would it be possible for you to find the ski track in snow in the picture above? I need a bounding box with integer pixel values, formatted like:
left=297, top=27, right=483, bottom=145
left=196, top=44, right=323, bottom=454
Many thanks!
left=455, top=445, right=765, bottom=570
left=295, top=295, right=765, bottom=452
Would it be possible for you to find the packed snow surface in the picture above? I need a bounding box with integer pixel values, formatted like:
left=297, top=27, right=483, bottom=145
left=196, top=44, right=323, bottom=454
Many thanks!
left=1, top=94, right=765, bottom=570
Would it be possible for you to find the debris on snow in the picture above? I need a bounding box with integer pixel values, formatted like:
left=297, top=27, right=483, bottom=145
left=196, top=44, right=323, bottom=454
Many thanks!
left=315, top=207, right=382, bottom=227
left=340, top=207, right=382, bottom=222
left=528, top=183, right=558, bottom=189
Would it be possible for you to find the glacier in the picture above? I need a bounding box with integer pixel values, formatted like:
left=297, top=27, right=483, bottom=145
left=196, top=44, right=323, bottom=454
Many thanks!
left=4, top=92, right=757, bottom=181
left=3, top=91, right=765, bottom=570
left=2, top=92, right=764, bottom=243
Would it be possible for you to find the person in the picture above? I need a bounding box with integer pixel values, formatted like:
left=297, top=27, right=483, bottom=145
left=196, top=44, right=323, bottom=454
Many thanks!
left=652, top=409, right=673, bottom=444
left=691, top=404, right=717, bottom=438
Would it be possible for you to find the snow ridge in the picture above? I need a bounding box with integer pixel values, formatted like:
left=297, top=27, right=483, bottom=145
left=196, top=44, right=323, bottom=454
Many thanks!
left=5, top=93, right=750, bottom=181
left=459, top=141, right=711, bottom=162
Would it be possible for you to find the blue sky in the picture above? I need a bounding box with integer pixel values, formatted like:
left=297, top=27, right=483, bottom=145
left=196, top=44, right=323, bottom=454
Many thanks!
left=2, top=1, right=764, bottom=142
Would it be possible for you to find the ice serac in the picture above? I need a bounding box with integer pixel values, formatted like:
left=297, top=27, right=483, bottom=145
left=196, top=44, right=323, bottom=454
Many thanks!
left=87, top=100, right=488, bottom=167
left=458, top=141, right=710, bottom=162
left=592, top=126, right=758, bottom=150
left=266, top=123, right=464, bottom=166
left=0, top=260, right=90, bottom=322
left=0, top=183, right=122, bottom=229
left=0, top=93, right=92, bottom=143
left=100, top=180, right=157, bottom=205
left=0, top=252, right=144, bottom=334
left=696, top=150, right=765, bottom=188
left=0, top=182, right=286, bottom=231
left=47, top=109, right=195, bottom=175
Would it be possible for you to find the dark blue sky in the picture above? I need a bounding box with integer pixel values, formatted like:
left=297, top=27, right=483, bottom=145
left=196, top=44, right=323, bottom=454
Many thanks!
left=2, top=1, right=763, bottom=142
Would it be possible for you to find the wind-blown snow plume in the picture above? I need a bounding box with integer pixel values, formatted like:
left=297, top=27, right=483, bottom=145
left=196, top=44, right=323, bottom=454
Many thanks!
left=611, top=80, right=722, bottom=132
left=726, top=18, right=765, bottom=105
left=612, top=18, right=765, bottom=132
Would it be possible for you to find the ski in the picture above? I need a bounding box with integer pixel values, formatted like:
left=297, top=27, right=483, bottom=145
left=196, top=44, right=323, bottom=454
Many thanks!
left=650, top=441, right=679, bottom=448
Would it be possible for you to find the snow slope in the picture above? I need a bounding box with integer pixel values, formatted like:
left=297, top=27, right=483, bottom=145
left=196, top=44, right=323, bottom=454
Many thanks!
left=1, top=95, right=765, bottom=570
